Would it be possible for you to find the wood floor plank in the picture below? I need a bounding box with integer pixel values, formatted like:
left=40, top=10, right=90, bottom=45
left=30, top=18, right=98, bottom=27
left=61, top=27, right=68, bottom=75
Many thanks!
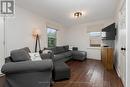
left=0, top=59, right=124, bottom=87
left=53, top=59, right=124, bottom=87
left=0, top=76, right=5, bottom=87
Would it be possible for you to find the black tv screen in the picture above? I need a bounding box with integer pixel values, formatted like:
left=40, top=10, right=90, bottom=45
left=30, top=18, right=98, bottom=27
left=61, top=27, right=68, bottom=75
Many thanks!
left=102, top=23, right=116, bottom=40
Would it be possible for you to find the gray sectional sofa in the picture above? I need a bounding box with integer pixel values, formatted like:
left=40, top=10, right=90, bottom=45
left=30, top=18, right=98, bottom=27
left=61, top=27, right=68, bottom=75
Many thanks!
left=46, top=45, right=87, bottom=62
left=1, top=46, right=87, bottom=87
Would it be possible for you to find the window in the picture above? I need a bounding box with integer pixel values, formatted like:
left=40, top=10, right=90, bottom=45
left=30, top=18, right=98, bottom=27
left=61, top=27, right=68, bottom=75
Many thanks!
left=89, top=32, right=101, bottom=47
left=47, top=27, right=57, bottom=48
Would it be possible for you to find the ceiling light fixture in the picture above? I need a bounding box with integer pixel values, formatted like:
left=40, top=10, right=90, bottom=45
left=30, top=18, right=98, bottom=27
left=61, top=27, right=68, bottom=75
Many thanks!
left=74, top=12, right=82, bottom=18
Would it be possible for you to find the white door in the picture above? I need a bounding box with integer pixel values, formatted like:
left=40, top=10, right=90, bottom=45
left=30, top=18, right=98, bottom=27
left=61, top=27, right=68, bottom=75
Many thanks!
left=0, top=17, right=4, bottom=74
left=118, top=2, right=126, bottom=86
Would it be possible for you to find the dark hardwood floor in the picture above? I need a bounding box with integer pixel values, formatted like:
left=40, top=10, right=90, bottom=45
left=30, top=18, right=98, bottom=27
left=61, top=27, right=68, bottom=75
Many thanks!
left=0, top=59, right=123, bottom=87
left=0, top=75, right=5, bottom=87
left=52, top=59, right=123, bottom=87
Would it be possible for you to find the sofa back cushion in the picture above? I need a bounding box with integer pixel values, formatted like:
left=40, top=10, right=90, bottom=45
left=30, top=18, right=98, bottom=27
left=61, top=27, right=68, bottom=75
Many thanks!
left=46, top=45, right=69, bottom=54
left=11, top=49, right=30, bottom=62
left=53, top=46, right=65, bottom=54
left=63, top=45, right=69, bottom=52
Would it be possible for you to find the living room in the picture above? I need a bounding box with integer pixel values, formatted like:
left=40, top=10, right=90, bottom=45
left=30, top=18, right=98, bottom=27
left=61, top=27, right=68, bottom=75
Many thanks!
left=0, top=0, right=129, bottom=87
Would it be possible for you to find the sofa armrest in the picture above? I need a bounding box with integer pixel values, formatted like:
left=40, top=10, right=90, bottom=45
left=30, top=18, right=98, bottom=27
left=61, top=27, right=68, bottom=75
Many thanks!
left=1, top=59, right=53, bottom=74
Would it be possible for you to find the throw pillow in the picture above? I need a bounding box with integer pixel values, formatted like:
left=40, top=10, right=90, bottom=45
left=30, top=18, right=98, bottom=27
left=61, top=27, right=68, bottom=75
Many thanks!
left=29, top=52, right=42, bottom=61
left=63, top=45, right=69, bottom=52
left=11, top=50, right=30, bottom=62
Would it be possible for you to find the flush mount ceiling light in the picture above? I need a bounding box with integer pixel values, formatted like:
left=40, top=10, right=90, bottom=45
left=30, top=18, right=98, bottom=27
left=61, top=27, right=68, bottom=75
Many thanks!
left=74, top=12, right=83, bottom=18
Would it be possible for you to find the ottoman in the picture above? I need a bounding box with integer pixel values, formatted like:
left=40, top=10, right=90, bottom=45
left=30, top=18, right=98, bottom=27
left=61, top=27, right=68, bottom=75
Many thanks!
left=72, top=51, right=87, bottom=61
left=53, top=62, right=70, bottom=81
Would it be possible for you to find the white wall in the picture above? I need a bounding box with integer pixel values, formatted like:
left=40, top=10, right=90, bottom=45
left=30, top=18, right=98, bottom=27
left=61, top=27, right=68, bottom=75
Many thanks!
left=5, top=6, right=65, bottom=56
left=127, top=0, right=130, bottom=86
left=64, top=19, right=114, bottom=60
left=65, top=24, right=89, bottom=51
left=0, top=6, right=65, bottom=74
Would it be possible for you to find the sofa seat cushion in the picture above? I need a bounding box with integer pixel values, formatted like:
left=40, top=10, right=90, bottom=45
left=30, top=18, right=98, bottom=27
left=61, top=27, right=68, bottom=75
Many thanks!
left=72, top=51, right=87, bottom=61
left=53, top=62, right=70, bottom=80
left=54, top=51, right=72, bottom=61
left=54, top=54, right=64, bottom=61
left=62, top=51, right=72, bottom=57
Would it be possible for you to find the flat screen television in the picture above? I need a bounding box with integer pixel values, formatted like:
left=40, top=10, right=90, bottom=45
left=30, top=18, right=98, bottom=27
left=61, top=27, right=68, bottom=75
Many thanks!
left=102, top=23, right=116, bottom=40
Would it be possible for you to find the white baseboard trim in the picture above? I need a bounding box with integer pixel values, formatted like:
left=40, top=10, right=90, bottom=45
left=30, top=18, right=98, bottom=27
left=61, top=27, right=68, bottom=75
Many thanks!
left=0, top=74, right=5, bottom=77
left=115, top=67, right=121, bottom=78
left=87, top=58, right=101, bottom=61
left=115, top=67, right=125, bottom=86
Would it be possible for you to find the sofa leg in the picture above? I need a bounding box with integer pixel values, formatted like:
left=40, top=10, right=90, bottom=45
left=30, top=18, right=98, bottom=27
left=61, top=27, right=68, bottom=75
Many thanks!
left=50, top=79, right=55, bottom=86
